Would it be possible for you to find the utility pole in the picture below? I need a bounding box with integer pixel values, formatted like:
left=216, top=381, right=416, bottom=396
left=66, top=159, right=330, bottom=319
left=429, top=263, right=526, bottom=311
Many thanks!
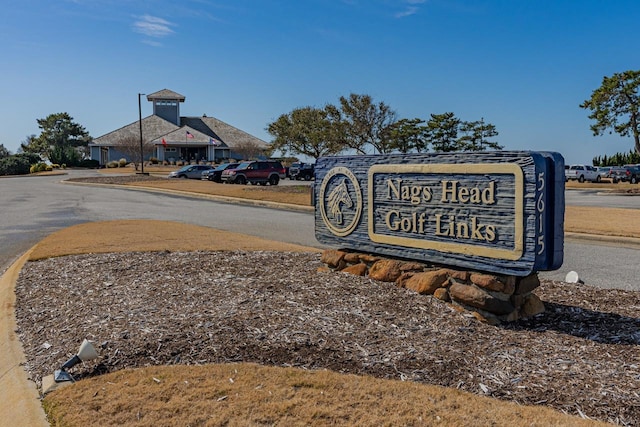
left=138, top=93, right=147, bottom=175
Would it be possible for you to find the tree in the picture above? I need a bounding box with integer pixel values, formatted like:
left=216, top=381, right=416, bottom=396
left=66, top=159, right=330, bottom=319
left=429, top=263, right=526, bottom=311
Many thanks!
left=458, top=119, right=502, bottom=151
left=267, top=106, right=343, bottom=160
left=19, top=134, right=39, bottom=155
left=425, top=113, right=502, bottom=153
left=580, top=70, right=640, bottom=156
left=234, top=140, right=264, bottom=160
left=115, top=134, right=154, bottom=171
left=384, top=118, right=429, bottom=153
left=21, top=113, right=91, bottom=165
left=0, top=144, right=10, bottom=159
left=0, top=153, right=41, bottom=176
left=427, top=112, right=461, bottom=152
left=335, top=94, right=397, bottom=154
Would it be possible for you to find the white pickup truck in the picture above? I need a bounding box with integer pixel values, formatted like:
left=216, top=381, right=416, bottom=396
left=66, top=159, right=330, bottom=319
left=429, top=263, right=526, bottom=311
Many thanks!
left=565, top=164, right=600, bottom=182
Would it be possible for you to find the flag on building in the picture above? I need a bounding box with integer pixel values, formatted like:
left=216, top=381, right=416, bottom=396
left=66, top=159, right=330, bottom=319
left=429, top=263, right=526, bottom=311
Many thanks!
left=186, top=131, right=194, bottom=138
left=209, top=137, right=220, bottom=146
left=161, top=138, right=167, bottom=146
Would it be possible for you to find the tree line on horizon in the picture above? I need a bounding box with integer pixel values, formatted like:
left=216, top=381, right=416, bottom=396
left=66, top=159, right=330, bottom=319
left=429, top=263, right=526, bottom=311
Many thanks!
left=592, top=150, right=640, bottom=167
left=266, top=93, right=502, bottom=160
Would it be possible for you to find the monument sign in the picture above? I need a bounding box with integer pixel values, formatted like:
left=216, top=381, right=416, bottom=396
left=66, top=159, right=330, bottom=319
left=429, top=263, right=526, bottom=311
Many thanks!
left=315, top=152, right=565, bottom=276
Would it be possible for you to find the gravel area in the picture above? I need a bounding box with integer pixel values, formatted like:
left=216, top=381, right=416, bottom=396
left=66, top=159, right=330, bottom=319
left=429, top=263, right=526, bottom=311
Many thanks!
left=15, top=250, right=640, bottom=425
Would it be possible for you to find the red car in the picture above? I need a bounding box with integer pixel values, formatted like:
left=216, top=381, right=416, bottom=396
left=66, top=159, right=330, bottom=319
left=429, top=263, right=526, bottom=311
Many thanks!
left=220, top=160, right=286, bottom=185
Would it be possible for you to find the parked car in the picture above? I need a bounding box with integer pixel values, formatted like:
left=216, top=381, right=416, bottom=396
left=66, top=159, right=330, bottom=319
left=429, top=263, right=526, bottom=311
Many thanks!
left=596, top=166, right=610, bottom=180
left=606, top=166, right=627, bottom=183
left=168, top=164, right=214, bottom=179
left=289, top=162, right=315, bottom=181
left=201, top=163, right=239, bottom=182
left=621, top=165, right=640, bottom=184
left=565, top=164, right=599, bottom=183
left=220, top=160, right=286, bottom=185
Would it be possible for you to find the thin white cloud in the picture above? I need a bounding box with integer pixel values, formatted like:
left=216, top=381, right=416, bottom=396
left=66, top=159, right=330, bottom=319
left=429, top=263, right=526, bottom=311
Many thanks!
left=395, top=6, right=419, bottom=18
left=395, top=0, right=427, bottom=18
left=133, top=15, right=175, bottom=38
left=141, top=39, right=163, bottom=47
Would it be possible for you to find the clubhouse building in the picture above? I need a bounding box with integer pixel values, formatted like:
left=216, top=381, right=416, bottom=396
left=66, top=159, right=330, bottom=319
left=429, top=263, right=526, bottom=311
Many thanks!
left=89, top=89, right=270, bottom=165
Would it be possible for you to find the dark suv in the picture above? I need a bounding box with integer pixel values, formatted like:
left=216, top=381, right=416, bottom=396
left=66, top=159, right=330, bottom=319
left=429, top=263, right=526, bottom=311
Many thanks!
left=289, top=162, right=315, bottom=181
left=621, top=165, right=640, bottom=184
left=202, top=162, right=239, bottom=182
left=220, top=160, right=286, bottom=185
left=604, top=166, right=626, bottom=183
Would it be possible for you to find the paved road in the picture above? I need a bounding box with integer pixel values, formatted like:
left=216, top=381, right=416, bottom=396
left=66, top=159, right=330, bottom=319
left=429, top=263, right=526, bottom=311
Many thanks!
left=0, top=171, right=320, bottom=272
left=565, top=187, right=640, bottom=209
left=548, top=187, right=640, bottom=290
left=1, top=170, right=638, bottom=290
left=538, top=238, right=639, bottom=291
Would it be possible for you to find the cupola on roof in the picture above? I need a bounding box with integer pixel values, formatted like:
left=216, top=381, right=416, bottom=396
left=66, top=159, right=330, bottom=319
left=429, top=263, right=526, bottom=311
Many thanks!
left=146, top=89, right=185, bottom=125
left=146, top=89, right=186, bottom=102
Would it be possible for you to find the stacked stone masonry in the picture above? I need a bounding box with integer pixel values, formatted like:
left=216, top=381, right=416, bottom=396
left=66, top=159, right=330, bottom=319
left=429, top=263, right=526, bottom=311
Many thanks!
left=320, top=249, right=545, bottom=324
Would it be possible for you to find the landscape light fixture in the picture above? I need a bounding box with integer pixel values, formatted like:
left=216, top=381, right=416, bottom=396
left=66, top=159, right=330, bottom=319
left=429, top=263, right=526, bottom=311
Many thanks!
left=565, top=270, right=583, bottom=284
left=53, top=339, right=99, bottom=383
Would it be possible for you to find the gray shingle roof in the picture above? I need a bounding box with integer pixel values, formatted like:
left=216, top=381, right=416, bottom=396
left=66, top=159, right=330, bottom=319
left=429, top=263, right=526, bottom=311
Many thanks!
left=150, top=126, right=212, bottom=145
left=182, top=116, right=269, bottom=149
left=90, top=115, right=179, bottom=146
left=146, top=89, right=185, bottom=102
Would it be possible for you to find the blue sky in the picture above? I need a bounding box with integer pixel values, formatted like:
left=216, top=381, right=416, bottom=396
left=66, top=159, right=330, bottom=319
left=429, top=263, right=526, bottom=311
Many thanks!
left=1, top=0, right=639, bottom=164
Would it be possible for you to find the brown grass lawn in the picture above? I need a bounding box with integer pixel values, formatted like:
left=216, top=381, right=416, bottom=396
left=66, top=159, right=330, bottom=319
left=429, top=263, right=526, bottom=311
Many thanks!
left=128, top=179, right=313, bottom=207
left=557, top=181, right=640, bottom=238
left=565, top=206, right=640, bottom=238
left=44, top=363, right=607, bottom=427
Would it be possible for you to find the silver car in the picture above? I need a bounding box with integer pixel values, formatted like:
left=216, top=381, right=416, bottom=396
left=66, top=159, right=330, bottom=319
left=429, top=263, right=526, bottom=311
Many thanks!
left=168, top=165, right=213, bottom=179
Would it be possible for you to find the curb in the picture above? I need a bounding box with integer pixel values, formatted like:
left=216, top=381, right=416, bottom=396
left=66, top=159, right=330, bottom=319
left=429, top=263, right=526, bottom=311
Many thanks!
left=595, top=191, right=640, bottom=196
left=62, top=180, right=315, bottom=214
left=564, top=232, right=640, bottom=248
left=0, top=249, right=48, bottom=426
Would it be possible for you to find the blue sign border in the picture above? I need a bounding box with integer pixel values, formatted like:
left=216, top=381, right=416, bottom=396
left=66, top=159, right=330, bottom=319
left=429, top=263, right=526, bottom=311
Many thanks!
left=314, top=151, right=565, bottom=276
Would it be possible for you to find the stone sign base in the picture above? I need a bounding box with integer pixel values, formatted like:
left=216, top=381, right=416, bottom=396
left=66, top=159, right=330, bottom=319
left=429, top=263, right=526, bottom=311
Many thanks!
left=320, top=249, right=545, bottom=325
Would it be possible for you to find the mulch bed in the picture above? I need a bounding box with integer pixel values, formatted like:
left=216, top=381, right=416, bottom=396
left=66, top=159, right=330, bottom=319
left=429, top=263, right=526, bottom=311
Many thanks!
left=15, top=251, right=640, bottom=425
left=66, top=175, right=311, bottom=194
left=66, top=175, right=166, bottom=185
